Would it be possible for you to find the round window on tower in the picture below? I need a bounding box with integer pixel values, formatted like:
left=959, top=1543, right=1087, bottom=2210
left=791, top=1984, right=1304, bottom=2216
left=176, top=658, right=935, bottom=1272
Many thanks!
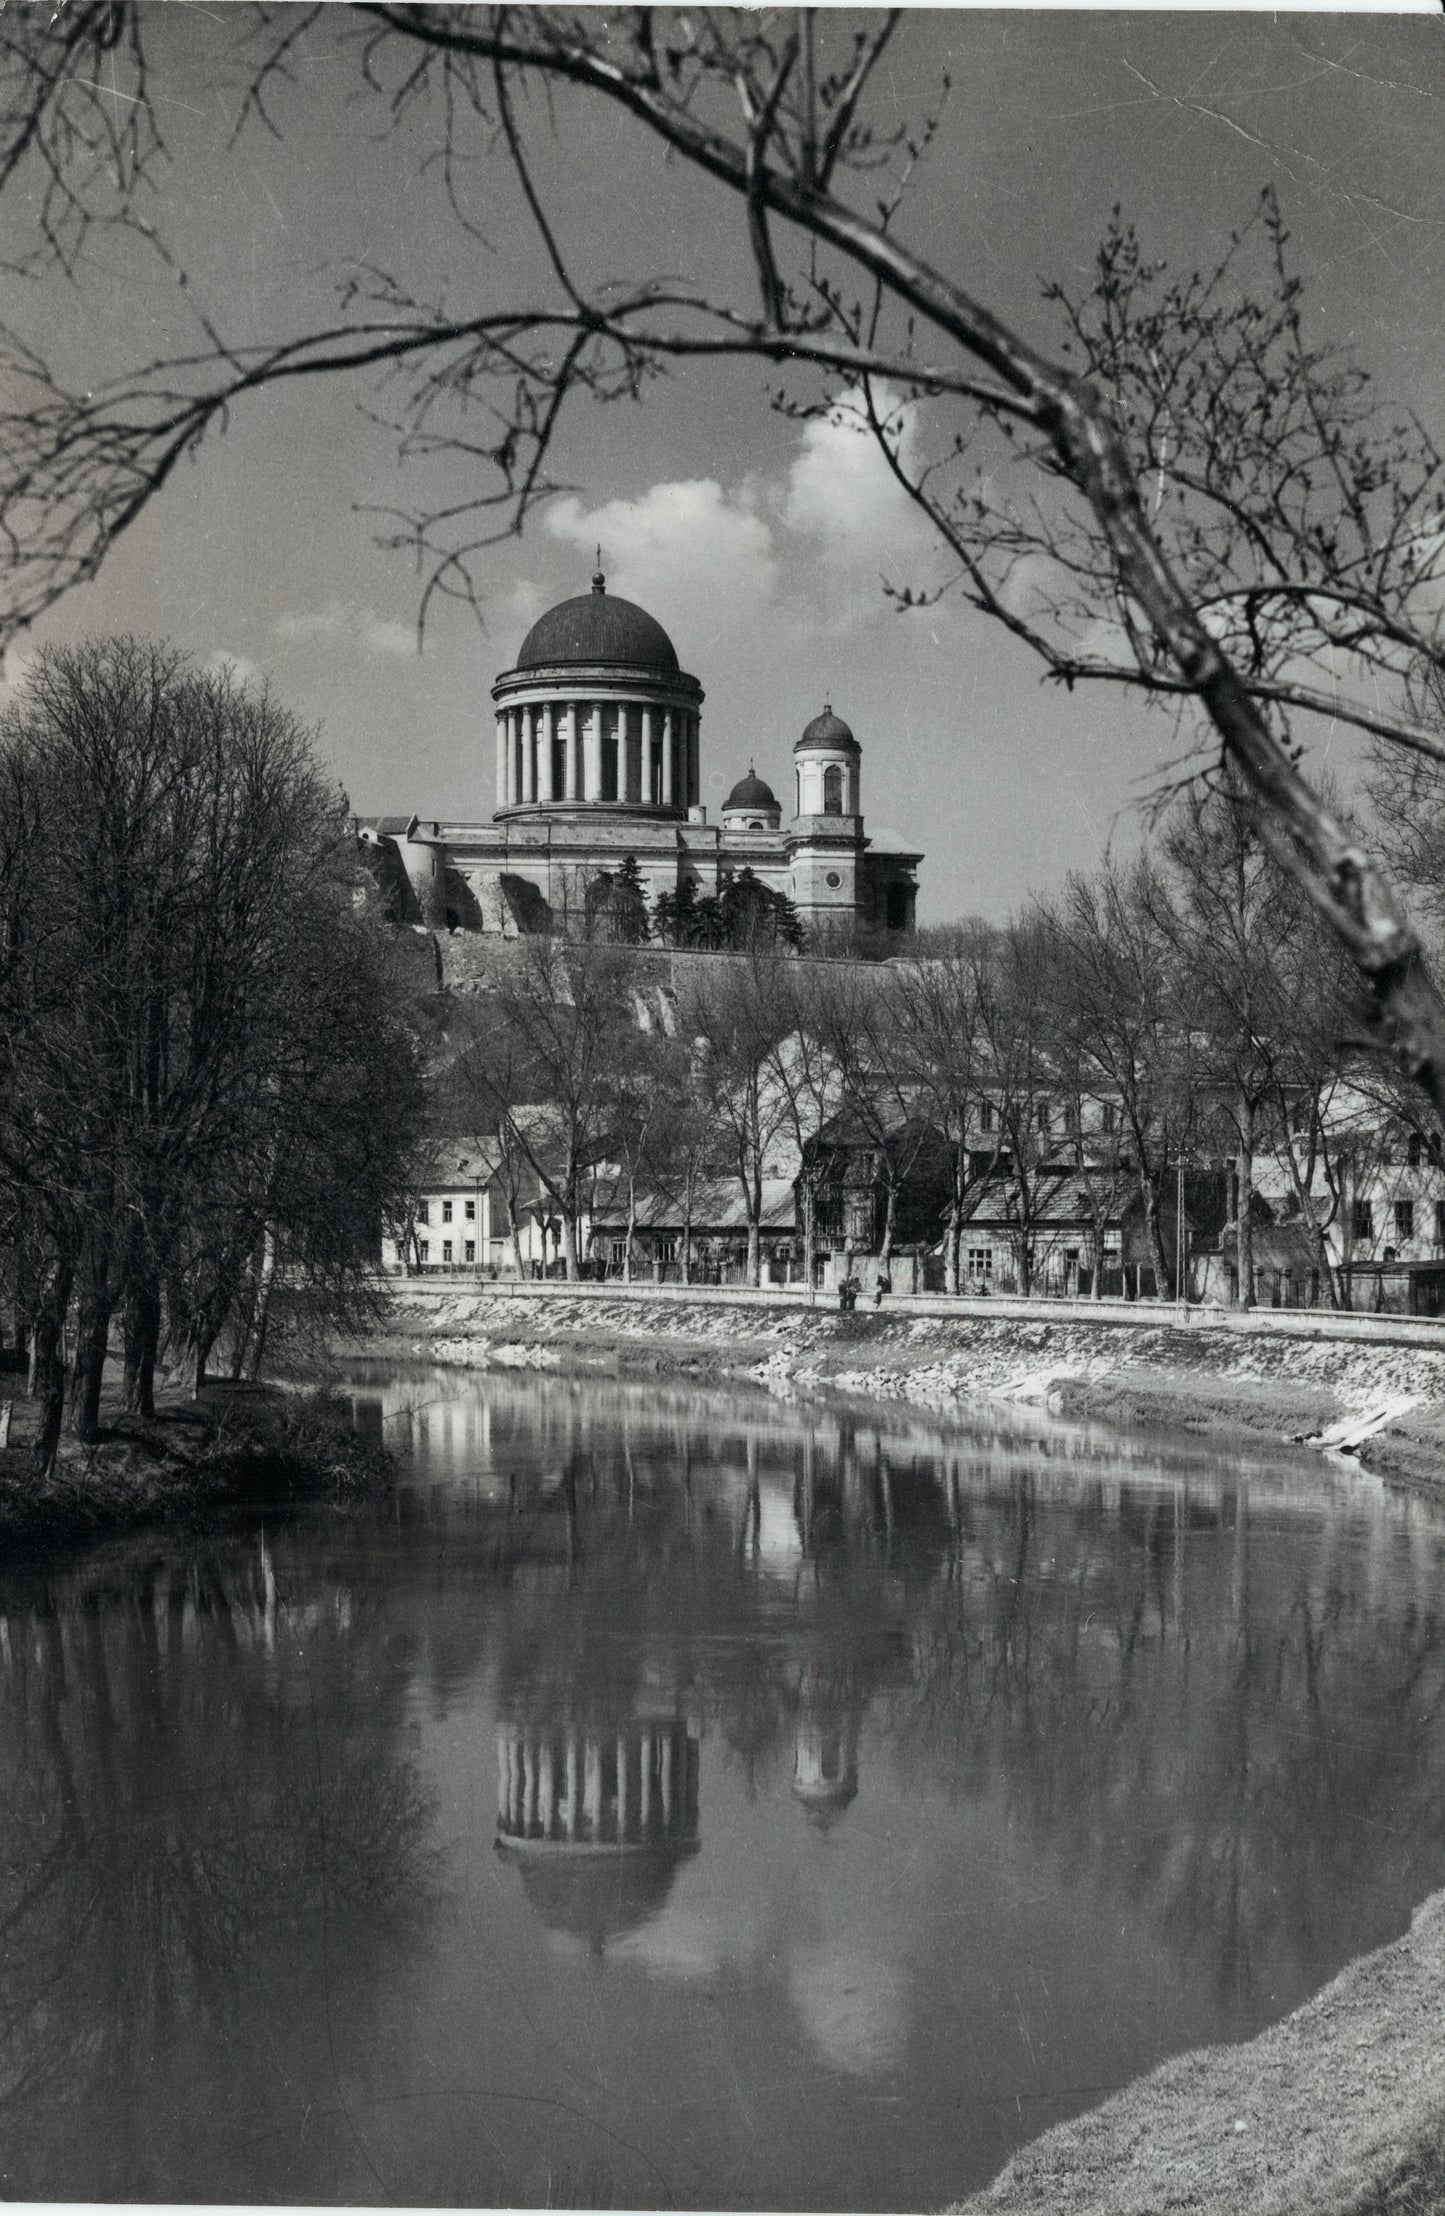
left=825, top=870, right=842, bottom=889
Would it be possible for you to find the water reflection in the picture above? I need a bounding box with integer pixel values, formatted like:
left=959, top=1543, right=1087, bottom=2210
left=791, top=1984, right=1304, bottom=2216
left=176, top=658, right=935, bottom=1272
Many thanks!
left=6, top=1366, right=1445, bottom=2207
left=496, top=1718, right=701, bottom=1952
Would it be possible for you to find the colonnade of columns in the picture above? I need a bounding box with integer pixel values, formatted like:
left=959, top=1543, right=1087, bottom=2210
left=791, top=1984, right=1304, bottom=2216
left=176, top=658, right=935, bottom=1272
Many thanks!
left=495, top=700, right=701, bottom=812
left=496, top=1720, right=700, bottom=1848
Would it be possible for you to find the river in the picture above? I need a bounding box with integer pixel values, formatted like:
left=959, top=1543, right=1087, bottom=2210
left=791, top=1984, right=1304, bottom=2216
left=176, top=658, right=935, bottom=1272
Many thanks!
left=3, top=1365, right=1445, bottom=2207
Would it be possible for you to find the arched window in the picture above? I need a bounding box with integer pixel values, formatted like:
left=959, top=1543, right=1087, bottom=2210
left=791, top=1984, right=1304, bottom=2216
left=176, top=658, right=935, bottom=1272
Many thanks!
left=823, top=764, right=844, bottom=815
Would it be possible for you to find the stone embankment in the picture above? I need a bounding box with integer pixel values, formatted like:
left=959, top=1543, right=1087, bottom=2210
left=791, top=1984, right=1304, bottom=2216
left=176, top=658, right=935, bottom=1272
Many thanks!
left=365, top=1283, right=1445, bottom=1490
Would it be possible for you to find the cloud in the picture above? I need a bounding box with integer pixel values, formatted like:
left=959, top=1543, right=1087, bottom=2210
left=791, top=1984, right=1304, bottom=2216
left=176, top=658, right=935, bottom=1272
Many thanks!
left=777, top=388, right=943, bottom=621
left=545, top=478, right=777, bottom=643
left=206, top=648, right=262, bottom=688
left=0, top=647, right=35, bottom=709
left=274, top=600, right=418, bottom=657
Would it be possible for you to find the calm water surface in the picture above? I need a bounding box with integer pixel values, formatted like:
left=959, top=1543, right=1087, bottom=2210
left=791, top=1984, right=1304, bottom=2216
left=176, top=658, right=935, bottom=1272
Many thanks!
left=5, top=1367, right=1445, bottom=2206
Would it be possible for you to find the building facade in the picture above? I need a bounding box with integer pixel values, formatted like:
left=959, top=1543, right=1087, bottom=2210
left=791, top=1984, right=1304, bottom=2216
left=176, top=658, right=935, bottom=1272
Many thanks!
left=358, top=570, right=921, bottom=939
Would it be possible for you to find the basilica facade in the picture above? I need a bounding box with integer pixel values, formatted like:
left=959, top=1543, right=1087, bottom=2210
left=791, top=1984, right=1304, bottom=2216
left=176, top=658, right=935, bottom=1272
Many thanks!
left=357, top=571, right=921, bottom=939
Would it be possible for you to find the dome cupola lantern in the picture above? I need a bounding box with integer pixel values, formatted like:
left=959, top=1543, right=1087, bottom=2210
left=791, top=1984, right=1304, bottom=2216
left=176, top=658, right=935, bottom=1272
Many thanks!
left=793, top=702, right=861, bottom=819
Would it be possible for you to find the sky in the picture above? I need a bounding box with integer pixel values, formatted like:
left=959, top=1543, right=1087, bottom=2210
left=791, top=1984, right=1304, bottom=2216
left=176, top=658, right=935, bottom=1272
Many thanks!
left=7, top=7, right=1445, bottom=922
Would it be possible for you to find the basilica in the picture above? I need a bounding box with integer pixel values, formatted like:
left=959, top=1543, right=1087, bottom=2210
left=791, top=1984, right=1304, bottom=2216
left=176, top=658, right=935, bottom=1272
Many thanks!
left=357, top=570, right=921, bottom=939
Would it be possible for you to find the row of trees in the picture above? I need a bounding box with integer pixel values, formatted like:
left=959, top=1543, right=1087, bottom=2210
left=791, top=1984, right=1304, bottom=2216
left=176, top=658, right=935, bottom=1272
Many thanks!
left=445, top=767, right=1431, bottom=1303
left=0, top=639, right=422, bottom=1471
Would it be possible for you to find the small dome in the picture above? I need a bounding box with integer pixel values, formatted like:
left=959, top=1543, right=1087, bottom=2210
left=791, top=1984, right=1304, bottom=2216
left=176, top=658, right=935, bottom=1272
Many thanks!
left=515, top=575, right=679, bottom=673
left=724, top=769, right=779, bottom=813
left=796, top=704, right=859, bottom=753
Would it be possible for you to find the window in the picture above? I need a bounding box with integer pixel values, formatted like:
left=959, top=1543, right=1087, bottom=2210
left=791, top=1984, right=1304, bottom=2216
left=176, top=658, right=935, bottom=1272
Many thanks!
left=1396, top=1199, right=1415, bottom=1241
left=1436, top=1199, right=1445, bottom=1247
left=1062, top=1100, right=1079, bottom=1133
left=657, top=1237, right=678, bottom=1264
left=418, top=1239, right=430, bottom=1264
left=823, top=764, right=844, bottom=815
left=442, top=1199, right=453, bottom=1223
left=979, top=1100, right=994, bottom=1133
left=1408, top=1132, right=1424, bottom=1167
left=442, top=1239, right=453, bottom=1263
left=1432, top=1136, right=1444, bottom=1169
left=609, top=1240, right=627, bottom=1267
left=1036, top=1100, right=1051, bottom=1135
left=464, top=1198, right=476, bottom=1221
left=464, top=1240, right=476, bottom=1263
left=417, top=1200, right=430, bottom=1225
left=1353, top=1200, right=1373, bottom=1241
left=1101, top=1101, right=1117, bottom=1134
left=967, top=1246, right=993, bottom=1278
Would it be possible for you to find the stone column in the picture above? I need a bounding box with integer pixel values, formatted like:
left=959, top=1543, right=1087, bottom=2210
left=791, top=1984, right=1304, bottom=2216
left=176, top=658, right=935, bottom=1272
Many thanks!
left=617, top=1734, right=630, bottom=1842
left=661, top=710, right=674, bottom=808
left=565, top=1734, right=580, bottom=1839
left=508, top=1734, right=522, bottom=1828
left=495, top=717, right=508, bottom=811
left=688, top=717, right=700, bottom=809
left=521, top=708, right=536, bottom=805
left=510, top=709, right=523, bottom=807
left=538, top=704, right=556, bottom=802
left=522, top=1740, right=537, bottom=1834
left=643, top=707, right=657, bottom=805
left=639, top=1730, right=653, bottom=1834
left=660, top=1731, right=674, bottom=1830
left=584, top=702, right=603, bottom=802
left=539, top=1742, right=556, bottom=1837
left=583, top=1737, right=603, bottom=1837
left=497, top=1731, right=511, bottom=1826
left=563, top=704, right=578, bottom=802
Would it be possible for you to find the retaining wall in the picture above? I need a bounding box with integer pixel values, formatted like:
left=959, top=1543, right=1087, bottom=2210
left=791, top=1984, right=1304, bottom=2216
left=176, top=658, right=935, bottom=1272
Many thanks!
left=383, top=1274, right=1445, bottom=1352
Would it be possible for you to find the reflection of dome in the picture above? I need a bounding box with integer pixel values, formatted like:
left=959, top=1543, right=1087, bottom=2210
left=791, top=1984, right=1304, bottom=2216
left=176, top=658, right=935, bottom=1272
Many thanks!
left=724, top=769, right=779, bottom=812
left=496, top=1719, right=700, bottom=1950
left=795, top=705, right=859, bottom=753
left=793, top=1718, right=859, bottom=1826
left=508, top=1841, right=699, bottom=1953
left=516, top=577, right=680, bottom=672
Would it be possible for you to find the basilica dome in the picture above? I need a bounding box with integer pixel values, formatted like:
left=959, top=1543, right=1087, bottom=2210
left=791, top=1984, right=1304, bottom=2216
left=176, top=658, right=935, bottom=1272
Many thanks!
left=796, top=705, right=859, bottom=753
left=723, top=770, right=779, bottom=813
left=516, top=575, right=679, bottom=673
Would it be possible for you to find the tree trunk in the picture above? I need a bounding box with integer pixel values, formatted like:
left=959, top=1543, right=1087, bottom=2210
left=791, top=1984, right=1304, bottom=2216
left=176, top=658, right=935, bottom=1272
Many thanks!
left=509, top=1200, right=524, bottom=1277
left=122, top=1270, right=162, bottom=1419
left=879, top=1185, right=897, bottom=1270
left=561, top=1211, right=578, bottom=1281
left=1142, top=1183, right=1170, bottom=1302
left=68, top=1284, right=112, bottom=1443
left=623, top=1178, right=636, bottom=1283
left=1236, top=1135, right=1255, bottom=1308
left=802, top=1179, right=816, bottom=1292
left=246, top=1236, right=278, bottom=1383
left=746, top=1214, right=760, bottom=1287
left=681, top=1174, right=694, bottom=1286
left=30, top=1266, right=71, bottom=1479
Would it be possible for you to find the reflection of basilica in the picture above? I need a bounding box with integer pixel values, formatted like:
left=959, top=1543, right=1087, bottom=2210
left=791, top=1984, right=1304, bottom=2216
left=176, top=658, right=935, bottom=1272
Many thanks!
left=792, top=1696, right=861, bottom=1825
left=495, top=1717, right=700, bottom=1952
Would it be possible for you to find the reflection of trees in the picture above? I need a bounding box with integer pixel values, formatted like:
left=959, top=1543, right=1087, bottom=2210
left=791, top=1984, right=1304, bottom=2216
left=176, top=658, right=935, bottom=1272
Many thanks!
left=467, top=1375, right=1445, bottom=2012
left=887, top=1463, right=1445, bottom=2012
left=0, top=1536, right=431, bottom=2181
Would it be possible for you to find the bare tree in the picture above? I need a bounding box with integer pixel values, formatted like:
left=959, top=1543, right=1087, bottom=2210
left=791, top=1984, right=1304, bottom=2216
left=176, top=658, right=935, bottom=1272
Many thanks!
left=4, top=11, right=1445, bottom=1105
left=679, top=952, right=793, bottom=1287
left=891, top=924, right=1002, bottom=1295
left=1044, top=860, right=1198, bottom=1300
left=461, top=937, right=630, bottom=1277
left=0, top=640, right=421, bottom=1461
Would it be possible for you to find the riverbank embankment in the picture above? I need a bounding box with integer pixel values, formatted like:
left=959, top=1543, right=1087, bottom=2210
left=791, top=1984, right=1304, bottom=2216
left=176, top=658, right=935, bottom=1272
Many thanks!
left=957, top=1882, right=1445, bottom=2216
left=358, top=1282, right=1445, bottom=1491
left=0, top=1376, right=390, bottom=1551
